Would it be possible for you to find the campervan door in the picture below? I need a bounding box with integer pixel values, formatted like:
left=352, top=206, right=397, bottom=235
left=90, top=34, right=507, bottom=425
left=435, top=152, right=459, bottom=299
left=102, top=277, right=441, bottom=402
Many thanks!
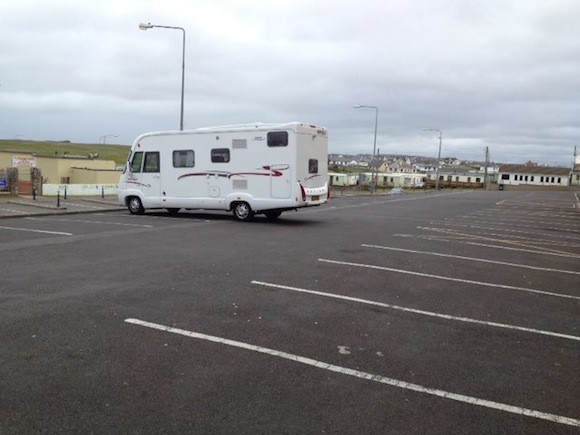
left=127, top=146, right=161, bottom=207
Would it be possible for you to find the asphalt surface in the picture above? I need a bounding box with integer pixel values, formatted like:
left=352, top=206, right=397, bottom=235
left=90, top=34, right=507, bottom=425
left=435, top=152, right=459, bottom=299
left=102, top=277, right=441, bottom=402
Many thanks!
left=1, top=190, right=579, bottom=434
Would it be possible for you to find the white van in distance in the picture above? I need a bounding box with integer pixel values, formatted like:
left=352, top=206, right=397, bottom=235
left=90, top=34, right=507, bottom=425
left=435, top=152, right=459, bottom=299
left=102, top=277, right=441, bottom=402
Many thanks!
left=118, top=122, right=329, bottom=220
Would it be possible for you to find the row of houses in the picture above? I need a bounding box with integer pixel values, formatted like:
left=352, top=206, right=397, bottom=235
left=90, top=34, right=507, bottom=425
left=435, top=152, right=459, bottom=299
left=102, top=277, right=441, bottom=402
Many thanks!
left=330, top=162, right=580, bottom=189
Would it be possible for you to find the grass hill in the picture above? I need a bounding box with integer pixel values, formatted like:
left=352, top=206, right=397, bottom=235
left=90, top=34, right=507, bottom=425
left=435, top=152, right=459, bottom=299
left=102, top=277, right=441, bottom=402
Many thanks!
left=0, top=140, right=131, bottom=165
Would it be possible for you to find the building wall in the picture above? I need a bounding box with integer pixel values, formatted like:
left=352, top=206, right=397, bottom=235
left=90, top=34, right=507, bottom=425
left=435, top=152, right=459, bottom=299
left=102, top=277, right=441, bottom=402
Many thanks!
left=498, top=172, right=570, bottom=187
left=70, top=168, right=122, bottom=184
left=0, top=151, right=117, bottom=184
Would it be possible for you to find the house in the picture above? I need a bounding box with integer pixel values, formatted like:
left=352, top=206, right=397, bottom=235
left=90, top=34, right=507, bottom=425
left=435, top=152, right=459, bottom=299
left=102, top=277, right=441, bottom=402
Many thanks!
left=328, top=172, right=358, bottom=187
left=425, top=171, right=485, bottom=188
left=497, top=164, right=570, bottom=187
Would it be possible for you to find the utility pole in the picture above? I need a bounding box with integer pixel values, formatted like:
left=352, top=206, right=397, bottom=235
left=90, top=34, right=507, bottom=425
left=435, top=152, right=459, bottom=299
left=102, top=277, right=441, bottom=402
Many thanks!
left=484, top=146, right=490, bottom=190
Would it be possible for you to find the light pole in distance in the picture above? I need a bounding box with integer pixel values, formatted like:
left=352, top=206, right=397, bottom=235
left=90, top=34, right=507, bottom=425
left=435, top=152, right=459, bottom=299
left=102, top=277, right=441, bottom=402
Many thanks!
left=354, top=105, right=379, bottom=192
left=424, top=128, right=443, bottom=190
left=139, top=22, right=186, bottom=131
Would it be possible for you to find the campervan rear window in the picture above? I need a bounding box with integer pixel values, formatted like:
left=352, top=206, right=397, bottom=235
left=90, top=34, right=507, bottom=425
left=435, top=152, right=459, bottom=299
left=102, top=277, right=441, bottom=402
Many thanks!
left=173, top=150, right=195, bottom=167
left=130, top=152, right=143, bottom=173
left=211, top=148, right=230, bottom=163
left=309, top=159, right=318, bottom=174
left=267, top=131, right=288, bottom=147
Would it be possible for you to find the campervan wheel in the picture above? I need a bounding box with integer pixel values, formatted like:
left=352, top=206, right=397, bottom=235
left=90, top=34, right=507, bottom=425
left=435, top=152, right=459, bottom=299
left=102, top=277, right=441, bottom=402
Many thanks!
left=232, top=202, right=254, bottom=221
left=128, top=197, right=144, bottom=215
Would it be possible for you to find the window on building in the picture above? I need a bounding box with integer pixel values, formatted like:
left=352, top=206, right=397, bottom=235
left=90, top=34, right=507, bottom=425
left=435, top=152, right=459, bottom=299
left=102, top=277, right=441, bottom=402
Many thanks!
left=476, top=178, right=481, bottom=183
left=530, top=176, right=534, bottom=182
left=540, top=176, right=544, bottom=182
left=130, top=152, right=143, bottom=173
left=501, top=174, right=509, bottom=180
left=211, top=148, right=230, bottom=163
left=551, top=177, right=555, bottom=183
left=456, top=176, right=460, bottom=182
left=143, top=152, right=160, bottom=173
left=308, top=159, right=318, bottom=174
left=267, top=131, right=288, bottom=147
left=525, top=175, right=528, bottom=181
left=467, top=177, right=471, bottom=183
left=557, top=177, right=561, bottom=183
left=173, top=150, right=195, bottom=167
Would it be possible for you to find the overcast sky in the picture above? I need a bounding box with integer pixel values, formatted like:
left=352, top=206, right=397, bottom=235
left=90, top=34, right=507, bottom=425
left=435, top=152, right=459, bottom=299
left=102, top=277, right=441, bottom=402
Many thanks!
left=1, top=0, right=579, bottom=165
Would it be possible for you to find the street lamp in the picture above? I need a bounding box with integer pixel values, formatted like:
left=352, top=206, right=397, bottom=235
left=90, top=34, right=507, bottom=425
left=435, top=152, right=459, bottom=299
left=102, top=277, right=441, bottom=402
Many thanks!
left=423, top=128, right=443, bottom=190
left=139, top=22, right=186, bottom=131
left=354, top=105, right=379, bottom=192
left=100, top=134, right=117, bottom=144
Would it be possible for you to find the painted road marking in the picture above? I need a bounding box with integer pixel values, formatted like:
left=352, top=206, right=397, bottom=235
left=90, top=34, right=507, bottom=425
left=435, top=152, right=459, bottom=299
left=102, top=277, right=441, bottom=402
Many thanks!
left=431, top=222, right=580, bottom=242
left=26, top=217, right=153, bottom=228
left=395, top=233, right=580, bottom=260
left=436, top=219, right=580, bottom=235
left=361, top=244, right=580, bottom=276
left=415, top=226, right=579, bottom=256
left=0, top=225, right=72, bottom=236
left=0, top=208, right=27, bottom=214
left=125, top=318, right=580, bottom=427
left=318, top=258, right=580, bottom=301
left=418, top=228, right=580, bottom=248
left=251, top=281, right=580, bottom=341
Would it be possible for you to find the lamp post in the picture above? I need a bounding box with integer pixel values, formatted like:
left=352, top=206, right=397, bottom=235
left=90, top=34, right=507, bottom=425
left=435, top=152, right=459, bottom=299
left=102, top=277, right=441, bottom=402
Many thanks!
left=100, top=134, right=117, bottom=144
left=354, top=105, right=379, bottom=192
left=139, top=22, right=186, bottom=131
left=424, top=128, right=443, bottom=190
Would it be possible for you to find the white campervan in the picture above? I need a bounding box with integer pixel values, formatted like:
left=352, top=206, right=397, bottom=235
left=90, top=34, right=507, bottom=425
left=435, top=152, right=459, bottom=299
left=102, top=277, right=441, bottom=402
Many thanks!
left=118, top=122, right=329, bottom=221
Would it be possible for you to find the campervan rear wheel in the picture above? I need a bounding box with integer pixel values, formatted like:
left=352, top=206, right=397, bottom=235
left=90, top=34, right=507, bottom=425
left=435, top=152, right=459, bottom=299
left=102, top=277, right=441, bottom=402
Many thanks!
left=233, top=202, right=254, bottom=221
left=128, top=197, right=144, bottom=215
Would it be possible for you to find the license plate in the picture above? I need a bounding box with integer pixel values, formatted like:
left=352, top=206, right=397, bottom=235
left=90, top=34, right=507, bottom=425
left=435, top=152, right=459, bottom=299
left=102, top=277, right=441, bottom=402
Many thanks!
left=311, top=195, right=319, bottom=201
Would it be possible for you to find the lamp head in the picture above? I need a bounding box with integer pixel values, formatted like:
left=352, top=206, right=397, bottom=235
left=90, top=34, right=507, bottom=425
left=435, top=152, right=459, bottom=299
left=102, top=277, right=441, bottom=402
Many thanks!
left=139, top=22, right=153, bottom=30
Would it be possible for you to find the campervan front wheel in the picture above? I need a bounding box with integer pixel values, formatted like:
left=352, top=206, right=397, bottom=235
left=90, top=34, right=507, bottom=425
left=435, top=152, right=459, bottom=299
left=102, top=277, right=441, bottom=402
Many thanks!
left=128, top=197, right=144, bottom=215
left=232, top=202, right=254, bottom=221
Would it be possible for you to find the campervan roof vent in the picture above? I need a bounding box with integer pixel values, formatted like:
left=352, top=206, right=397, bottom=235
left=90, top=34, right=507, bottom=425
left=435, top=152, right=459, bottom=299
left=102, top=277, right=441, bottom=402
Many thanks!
left=232, top=139, right=247, bottom=149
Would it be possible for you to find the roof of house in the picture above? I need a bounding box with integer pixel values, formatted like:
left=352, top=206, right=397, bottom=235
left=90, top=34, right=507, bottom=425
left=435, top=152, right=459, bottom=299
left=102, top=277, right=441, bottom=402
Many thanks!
left=498, top=164, right=570, bottom=175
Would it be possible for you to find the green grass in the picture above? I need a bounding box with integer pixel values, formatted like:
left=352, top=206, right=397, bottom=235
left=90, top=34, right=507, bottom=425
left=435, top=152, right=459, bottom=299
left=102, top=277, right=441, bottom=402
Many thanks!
left=0, top=140, right=131, bottom=165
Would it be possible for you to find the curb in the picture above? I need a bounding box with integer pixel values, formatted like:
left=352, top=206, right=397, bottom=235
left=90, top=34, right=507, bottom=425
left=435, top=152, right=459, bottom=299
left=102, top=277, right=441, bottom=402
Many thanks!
left=0, top=207, right=125, bottom=220
left=8, top=200, right=67, bottom=210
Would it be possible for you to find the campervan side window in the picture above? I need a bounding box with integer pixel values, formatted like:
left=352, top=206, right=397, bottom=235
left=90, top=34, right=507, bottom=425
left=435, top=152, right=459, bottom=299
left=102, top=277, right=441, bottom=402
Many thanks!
left=173, top=150, right=195, bottom=167
left=143, top=152, right=160, bottom=173
left=130, top=152, right=143, bottom=173
left=211, top=148, right=230, bottom=163
left=267, top=131, right=288, bottom=147
left=309, top=159, right=318, bottom=174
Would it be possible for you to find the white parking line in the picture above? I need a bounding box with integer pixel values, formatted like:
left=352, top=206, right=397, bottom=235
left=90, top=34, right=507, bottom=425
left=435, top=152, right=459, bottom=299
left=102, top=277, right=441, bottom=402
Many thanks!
left=125, top=318, right=580, bottom=427
left=26, top=217, right=152, bottom=228
left=439, top=219, right=580, bottom=235
left=0, top=208, right=27, bottom=214
left=419, top=228, right=580, bottom=248
left=431, top=222, right=580, bottom=242
left=395, top=234, right=580, bottom=260
left=318, top=259, right=580, bottom=300
left=0, top=225, right=72, bottom=236
left=251, top=281, right=580, bottom=341
left=361, top=244, right=580, bottom=276
left=416, top=226, right=579, bottom=256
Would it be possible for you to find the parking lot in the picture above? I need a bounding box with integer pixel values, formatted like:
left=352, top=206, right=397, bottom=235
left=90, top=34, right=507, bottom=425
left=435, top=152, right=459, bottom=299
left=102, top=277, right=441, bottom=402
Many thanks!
left=1, top=190, right=579, bottom=433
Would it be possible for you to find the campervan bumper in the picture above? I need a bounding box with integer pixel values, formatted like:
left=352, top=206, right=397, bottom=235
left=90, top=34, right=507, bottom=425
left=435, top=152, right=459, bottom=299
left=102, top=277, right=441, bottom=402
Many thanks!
left=303, top=184, right=328, bottom=206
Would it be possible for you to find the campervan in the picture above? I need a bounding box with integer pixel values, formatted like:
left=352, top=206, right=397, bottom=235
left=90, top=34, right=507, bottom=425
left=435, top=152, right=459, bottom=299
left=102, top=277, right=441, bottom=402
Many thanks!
left=118, top=123, right=329, bottom=220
